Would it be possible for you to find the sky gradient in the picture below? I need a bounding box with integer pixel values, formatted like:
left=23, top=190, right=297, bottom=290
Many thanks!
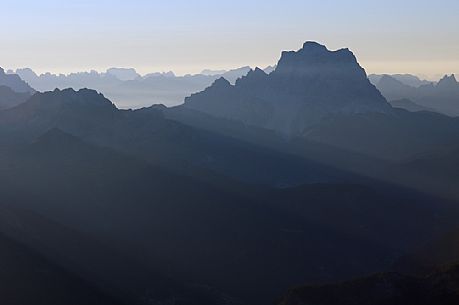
left=1, top=0, right=458, bottom=79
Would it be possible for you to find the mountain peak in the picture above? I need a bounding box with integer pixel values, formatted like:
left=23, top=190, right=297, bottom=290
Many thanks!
left=302, top=41, right=328, bottom=51
left=437, top=74, right=459, bottom=90
left=212, top=77, right=231, bottom=88
left=0, top=67, right=35, bottom=93
left=106, top=67, right=140, bottom=81
left=234, top=67, right=268, bottom=87
left=248, top=67, right=268, bottom=79
left=437, top=74, right=458, bottom=87
left=24, top=88, right=117, bottom=113
left=252, top=67, right=266, bottom=74
left=275, top=41, right=360, bottom=78
left=441, top=74, right=456, bottom=81
left=296, top=41, right=354, bottom=58
left=51, top=87, right=107, bottom=99
left=184, top=41, right=390, bottom=135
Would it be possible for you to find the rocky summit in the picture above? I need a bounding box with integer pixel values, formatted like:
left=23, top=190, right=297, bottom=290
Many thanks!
left=183, top=41, right=391, bottom=135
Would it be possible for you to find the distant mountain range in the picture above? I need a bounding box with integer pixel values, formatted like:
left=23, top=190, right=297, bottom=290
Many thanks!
left=8, top=63, right=458, bottom=118
left=369, top=74, right=434, bottom=88
left=0, top=68, right=34, bottom=110
left=106, top=67, right=140, bottom=81
left=0, top=67, right=34, bottom=94
left=370, top=74, right=459, bottom=116
left=171, top=43, right=459, bottom=165
left=11, top=66, right=255, bottom=108
left=1, top=41, right=459, bottom=305
left=388, top=98, right=436, bottom=112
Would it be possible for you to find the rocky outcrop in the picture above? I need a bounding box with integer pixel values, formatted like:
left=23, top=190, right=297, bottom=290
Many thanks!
left=184, top=41, right=390, bottom=135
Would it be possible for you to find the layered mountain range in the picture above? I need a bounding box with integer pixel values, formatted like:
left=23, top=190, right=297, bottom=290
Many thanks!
left=1, top=41, right=459, bottom=305
left=0, top=88, right=457, bottom=304
left=0, top=67, right=34, bottom=94
left=371, top=73, right=459, bottom=116
left=0, top=68, right=34, bottom=110
left=0, top=85, right=31, bottom=110
left=369, top=74, right=434, bottom=88
left=11, top=66, right=253, bottom=108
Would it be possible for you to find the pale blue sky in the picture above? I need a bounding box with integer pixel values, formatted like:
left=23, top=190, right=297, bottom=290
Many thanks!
left=1, top=0, right=458, bottom=78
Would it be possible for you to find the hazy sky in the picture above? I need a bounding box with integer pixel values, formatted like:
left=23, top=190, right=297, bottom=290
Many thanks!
left=1, top=0, right=458, bottom=79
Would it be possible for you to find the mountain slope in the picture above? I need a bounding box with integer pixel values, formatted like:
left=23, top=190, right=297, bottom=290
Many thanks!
left=389, top=98, right=436, bottom=112
left=0, top=128, right=400, bottom=305
left=184, top=41, right=390, bottom=135
left=0, top=204, right=228, bottom=305
left=301, top=109, right=459, bottom=161
left=375, top=74, right=418, bottom=101
left=0, top=230, right=121, bottom=305
left=175, top=43, right=459, bottom=164
left=0, top=67, right=35, bottom=93
left=1, top=126, right=454, bottom=304
left=279, top=265, right=459, bottom=305
left=0, top=85, right=31, bottom=110
left=15, top=66, right=251, bottom=108
left=369, top=74, right=433, bottom=88
left=374, top=74, right=459, bottom=116
left=0, top=88, right=366, bottom=187
left=169, top=86, right=459, bottom=199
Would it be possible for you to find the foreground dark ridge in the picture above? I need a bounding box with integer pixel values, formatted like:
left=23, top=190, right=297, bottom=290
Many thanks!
left=279, top=264, right=459, bottom=305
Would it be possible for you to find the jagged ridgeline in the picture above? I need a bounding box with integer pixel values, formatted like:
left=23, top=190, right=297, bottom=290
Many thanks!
left=371, top=73, right=459, bottom=116
left=0, top=41, right=459, bottom=305
left=184, top=42, right=390, bottom=135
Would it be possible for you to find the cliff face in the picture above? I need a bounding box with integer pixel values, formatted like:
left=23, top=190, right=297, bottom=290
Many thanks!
left=184, top=41, right=390, bottom=135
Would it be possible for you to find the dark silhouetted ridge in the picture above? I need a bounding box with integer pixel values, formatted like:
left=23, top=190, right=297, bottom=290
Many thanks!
left=0, top=67, right=35, bottom=93
left=211, top=77, right=232, bottom=88
left=279, top=264, right=459, bottom=305
left=437, top=74, right=458, bottom=89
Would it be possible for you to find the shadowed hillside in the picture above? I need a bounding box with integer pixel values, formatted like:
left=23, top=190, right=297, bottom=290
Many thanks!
left=278, top=265, right=459, bottom=305
left=0, top=230, right=122, bottom=305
